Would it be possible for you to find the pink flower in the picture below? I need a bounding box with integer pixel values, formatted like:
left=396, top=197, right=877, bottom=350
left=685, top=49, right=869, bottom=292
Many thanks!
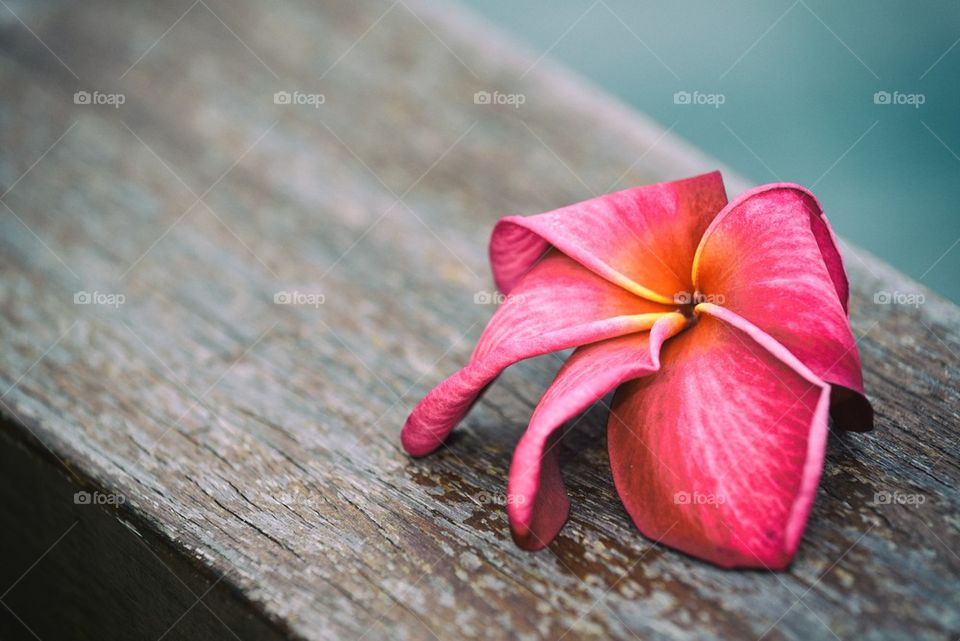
left=402, top=172, right=872, bottom=570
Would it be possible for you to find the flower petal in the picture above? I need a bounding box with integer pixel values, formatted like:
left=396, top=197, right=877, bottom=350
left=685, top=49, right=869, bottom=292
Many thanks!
left=490, top=171, right=727, bottom=305
left=692, top=184, right=872, bottom=431
left=608, top=304, right=831, bottom=570
left=402, top=251, right=672, bottom=457
left=507, top=313, right=687, bottom=550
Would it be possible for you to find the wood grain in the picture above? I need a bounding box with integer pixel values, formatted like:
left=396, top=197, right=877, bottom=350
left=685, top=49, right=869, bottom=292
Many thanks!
left=0, top=0, right=957, bottom=639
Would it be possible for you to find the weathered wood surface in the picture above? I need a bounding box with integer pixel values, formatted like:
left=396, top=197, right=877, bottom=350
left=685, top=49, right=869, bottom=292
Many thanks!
left=0, top=0, right=957, bottom=640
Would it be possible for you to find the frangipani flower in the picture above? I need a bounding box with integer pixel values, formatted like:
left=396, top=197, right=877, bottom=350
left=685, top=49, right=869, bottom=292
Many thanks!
left=402, top=172, right=872, bottom=570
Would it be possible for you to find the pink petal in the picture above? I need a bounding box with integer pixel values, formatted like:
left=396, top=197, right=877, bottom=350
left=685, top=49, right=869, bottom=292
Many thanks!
left=692, top=183, right=872, bottom=431
left=490, top=171, right=727, bottom=305
left=507, top=313, right=687, bottom=550
left=402, top=250, right=673, bottom=457
left=608, top=304, right=831, bottom=570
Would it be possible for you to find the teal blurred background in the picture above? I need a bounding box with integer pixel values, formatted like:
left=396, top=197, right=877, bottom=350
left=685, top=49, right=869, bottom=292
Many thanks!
left=461, top=0, right=960, bottom=302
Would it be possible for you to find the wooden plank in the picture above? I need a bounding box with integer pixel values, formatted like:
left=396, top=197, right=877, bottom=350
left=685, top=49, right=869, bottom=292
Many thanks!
left=0, top=0, right=957, bottom=639
left=0, top=427, right=289, bottom=641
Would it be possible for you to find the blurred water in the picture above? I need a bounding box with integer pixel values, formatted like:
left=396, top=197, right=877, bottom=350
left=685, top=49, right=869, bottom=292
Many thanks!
left=461, top=0, right=960, bottom=302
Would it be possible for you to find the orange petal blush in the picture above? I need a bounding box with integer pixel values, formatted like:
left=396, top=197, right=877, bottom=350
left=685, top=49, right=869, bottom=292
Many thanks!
left=402, top=172, right=872, bottom=570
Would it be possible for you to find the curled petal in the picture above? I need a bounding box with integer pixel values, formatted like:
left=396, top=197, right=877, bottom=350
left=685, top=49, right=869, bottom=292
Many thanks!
left=608, top=305, right=830, bottom=570
left=507, top=313, right=687, bottom=549
left=402, top=251, right=672, bottom=457
left=490, top=171, right=727, bottom=305
left=692, top=184, right=872, bottom=430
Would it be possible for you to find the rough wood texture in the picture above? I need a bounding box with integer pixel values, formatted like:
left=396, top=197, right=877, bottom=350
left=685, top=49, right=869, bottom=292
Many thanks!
left=0, top=427, right=289, bottom=641
left=0, top=1, right=957, bottom=639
